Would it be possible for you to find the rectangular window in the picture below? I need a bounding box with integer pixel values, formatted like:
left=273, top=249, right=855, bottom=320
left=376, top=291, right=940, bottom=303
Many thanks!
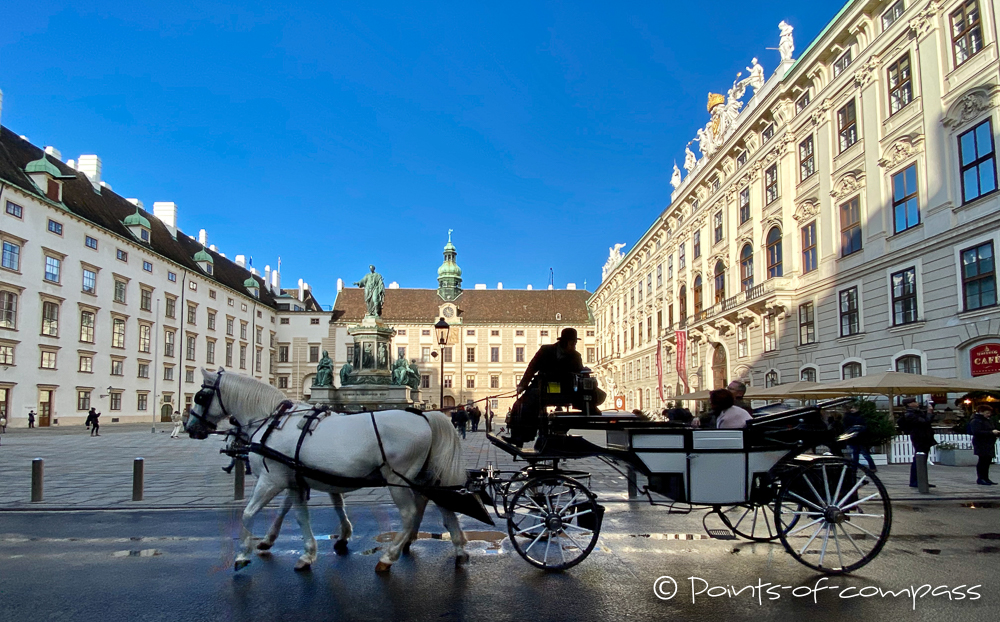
left=164, top=365, right=174, bottom=381
left=763, top=314, right=777, bottom=352
left=961, top=242, right=996, bottom=311
left=586, top=347, right=595, bottom=364
left=256, top=348, right=262, bottom=373
left=422, top=347, right=431, bottom=362
left=765, top=164, right=779, bottom=204
left=116, top=249, right=128, bottom=262
left=278, top=376, right=289, bottom=389
left=168, top=271, right=177, bottom=282
left=111, top=359, right=124, bottom=376
left=892, top=164, right=920, bottom=233
left=240, top=322, right=247, bottom=340
left=801, top=222, right=818, bottom=273
left=840, top=197, right=862, bottom=256
left=397, top=346, right=407, bottom=361
left=79, top=355, right=92, bottom=373
left=515, top=329, right=524, bottom=336
left=79, top=269, right=96, bottom=294
left=113, top=280, right=127, bottom=304
left=207, top=311, right=216, bottom=330
left=140, top=288, right=152, bottom=311
left=515, top=346, right=525, bottom=362
left=44, top=256, right=61, bottom=283
left=799, top=303, right=815, bottom=345
left=278, top=345, right=289, bottom=362
left=739, top=186, right=750, bottom=223
left=40, top=350, right=57, bottom=369
left=678, top=243, right=686, bottom=268
left=112, top=317, right=126, bottom=348
left=164, top=330, right=175, bottom=357
left=443, top=375, right=452, bottom=388
left=839, top=287, right=860, bottom=337
left=0, top=345, right=12, bottom=365
left=737, top=150, right=747, bottom=168
left=762, top=124, right=774, bottom=142
left=85, top=235, right=98, bottom=250
left=490, top=346, right=500, bottom=363
left=1, top=291, right=18, bottom=329
left=887, top=54, right=912, bottom=115
left=838, top=100, right=858, bottom=152
left=255, top=327, right=263, bottom=345
left=165, top=297, right=176, bottom=318
left=41, top=301, right=59, bottom=336
left=796, top=91, right=811, bottom=113
left=139, top=324, right=151, bottom=353
left=441, top=346, right=452, bottom=363
left=137, top=393, right=148, bottom=411
left=737, top=324, right=748, bottom=357
left=799, top=135, right=815, bottom=180
left=226, top=318, right=234, bottom=336
left=1, top=241, right=19, bottom=271
left=959, top=119, right=997, bottom=203
left=77, top=390, right=91, bottom=411
left=80, top=311, right=94, bottom=343
left=47, top=219, right=63, bottom=235
left=138, top=363, right=149, bottom=379
left=420, top=374, right=429, bottom=389
left=833, top=49, right=852, bottom=77
left=713, top=211, right=723, bottom=243
left=466, top=375, right=475, bottom=389
left=952, top=1, right=984, bottom=67
left=693, top=229, right=701, bottom=258
left=466, top=347, right=476, bottom=363
left=187, top=304, right=197, bottom=325
left=225, top=342, right=233, bottom=367
left=240, top=344, right=247, bottom=369
left=185, top=336, right=196, bottom=361
left=891, top=267, right=919, bottom=325
left=882, top=0, right=904, bottom=30
left=490, top=375, right=500, bottom=389
left=309, top=346, right=319, bottom=363
left=110, top=393, right=122, bottom=411
left=5, top=201, right=23, bottom=218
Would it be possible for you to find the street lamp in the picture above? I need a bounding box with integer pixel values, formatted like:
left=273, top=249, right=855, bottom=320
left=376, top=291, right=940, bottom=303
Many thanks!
left=434, top=317, right=450, bottom=410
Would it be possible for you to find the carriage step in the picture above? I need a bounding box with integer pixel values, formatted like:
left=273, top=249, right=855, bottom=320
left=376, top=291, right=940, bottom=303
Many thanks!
left=706, top=529, right=736, bottom=540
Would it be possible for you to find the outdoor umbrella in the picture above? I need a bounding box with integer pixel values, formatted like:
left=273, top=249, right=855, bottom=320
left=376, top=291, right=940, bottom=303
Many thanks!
left=970, top=372, right=1000, bottom=390
left=673, top=389, right=712, bottom=401
left=744, top=381, right=821, bottom=399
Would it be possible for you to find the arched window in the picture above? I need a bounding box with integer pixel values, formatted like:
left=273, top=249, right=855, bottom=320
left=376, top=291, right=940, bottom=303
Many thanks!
left=765, top=370, right=778, bottom=387
left=800, top=367, right=817, bottom=382
left=896, top=355, right=922, bottom=375
left=842, top=362, right=862, bottom=379
left=693, top=276, right=703, bottom=315
left=678, top=286, right=687, bottom=321
left=740, top=245, right=754, bottom=291
left=714, top=261, right=726, bottom=304
left=766, top=227, right=783, bottom=278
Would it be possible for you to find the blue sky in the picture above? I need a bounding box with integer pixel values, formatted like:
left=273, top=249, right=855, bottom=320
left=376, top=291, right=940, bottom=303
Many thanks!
left=0, top=0, right=846, bottom=302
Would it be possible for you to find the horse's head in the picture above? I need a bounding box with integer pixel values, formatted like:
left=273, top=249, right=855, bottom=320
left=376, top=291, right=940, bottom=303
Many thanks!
left=186, top=368, right=228, bottom=439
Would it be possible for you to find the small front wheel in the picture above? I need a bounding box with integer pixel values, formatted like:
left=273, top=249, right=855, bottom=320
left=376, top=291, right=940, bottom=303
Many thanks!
left=506, top=474, right=604, bottom=571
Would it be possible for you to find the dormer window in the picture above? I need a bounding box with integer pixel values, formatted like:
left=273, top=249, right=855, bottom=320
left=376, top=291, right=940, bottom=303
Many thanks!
left=244, top=276, right=260, bottom=298
left=24, top=153, right=73, bottom=203
left=193, top=248, right=214, bottom=275
left=122, top=208, right=152, bottom=244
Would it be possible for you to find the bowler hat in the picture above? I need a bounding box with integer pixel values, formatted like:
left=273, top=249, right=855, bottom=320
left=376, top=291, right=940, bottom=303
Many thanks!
left=559, top=328, right=579, bottom=343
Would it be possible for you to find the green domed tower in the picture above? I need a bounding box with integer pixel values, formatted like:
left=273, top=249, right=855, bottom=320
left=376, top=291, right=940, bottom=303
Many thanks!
left=437, top=230, right=463, bottom=301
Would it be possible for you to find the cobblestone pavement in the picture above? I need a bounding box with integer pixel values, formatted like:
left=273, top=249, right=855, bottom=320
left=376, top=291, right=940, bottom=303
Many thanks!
left=0, top=423, right=997, bottom=510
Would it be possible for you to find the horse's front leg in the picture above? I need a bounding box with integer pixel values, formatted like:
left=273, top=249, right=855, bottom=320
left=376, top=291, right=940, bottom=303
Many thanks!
left=330, top=493, right=353, bottom=554
left=257, top=492, right=294, bottom=553
left=291, top=490, right=318, bottom=571
left=439, top=507, right=469, bottom=566
left=376, top=486, right=420, bottom=573
left=236, top=478, right=285, bottom=571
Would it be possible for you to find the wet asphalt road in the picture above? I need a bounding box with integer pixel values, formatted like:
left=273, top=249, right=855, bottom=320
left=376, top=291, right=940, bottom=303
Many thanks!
left=0, top=501, right=997, bottom=622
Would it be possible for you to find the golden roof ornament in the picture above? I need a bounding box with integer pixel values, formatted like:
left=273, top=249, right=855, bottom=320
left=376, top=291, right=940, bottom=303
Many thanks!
left=707, top=92, right=725, bottom=112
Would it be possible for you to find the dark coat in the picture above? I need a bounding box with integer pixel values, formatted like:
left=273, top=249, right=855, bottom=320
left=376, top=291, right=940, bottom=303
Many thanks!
left=454, top=409, right=469, bottom=426
left=969, top=414, right=998, bottom=458
left=844, top=411, right=867, bottom=446
left=518, top=343, right=583, bottom=390
left=469, top=407, right=482, bottom=424
left=903, top=408, right=936, bottom=452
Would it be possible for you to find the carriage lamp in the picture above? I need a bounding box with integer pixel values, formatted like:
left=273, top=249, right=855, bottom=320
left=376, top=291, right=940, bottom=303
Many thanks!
left=434, top=317, right=450, bottom=409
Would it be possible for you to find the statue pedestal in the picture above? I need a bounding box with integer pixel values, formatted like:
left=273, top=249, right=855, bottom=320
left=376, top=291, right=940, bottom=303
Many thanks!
left=344, top=316, right=395, bottom=385
left=308, top=385, right=414, bottom=413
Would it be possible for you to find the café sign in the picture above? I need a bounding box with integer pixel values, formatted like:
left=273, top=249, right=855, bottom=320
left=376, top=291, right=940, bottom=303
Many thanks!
left=971, top=343, right=1000, bottom=376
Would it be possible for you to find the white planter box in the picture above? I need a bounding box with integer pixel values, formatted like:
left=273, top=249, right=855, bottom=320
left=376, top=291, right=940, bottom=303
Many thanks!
left=936, top=449, right=978, bottom=467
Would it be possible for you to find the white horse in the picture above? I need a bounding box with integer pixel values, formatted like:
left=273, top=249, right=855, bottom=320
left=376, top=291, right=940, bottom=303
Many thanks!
left=185, top=369, right=469, bottom=572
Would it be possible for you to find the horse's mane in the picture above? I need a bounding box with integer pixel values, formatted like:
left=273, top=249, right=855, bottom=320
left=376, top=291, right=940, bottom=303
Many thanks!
left=211, top=370, right=288, bottom=420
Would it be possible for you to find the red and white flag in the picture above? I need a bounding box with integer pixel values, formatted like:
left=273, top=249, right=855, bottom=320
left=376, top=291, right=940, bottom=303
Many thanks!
left=676, top=330, right=688, bottom=394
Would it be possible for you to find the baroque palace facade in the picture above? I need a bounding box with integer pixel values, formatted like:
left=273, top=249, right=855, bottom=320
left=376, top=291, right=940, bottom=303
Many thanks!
left=591, top=0, right=1000, bottom=412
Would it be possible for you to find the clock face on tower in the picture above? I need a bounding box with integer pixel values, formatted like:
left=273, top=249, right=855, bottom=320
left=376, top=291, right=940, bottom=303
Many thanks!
left=443, top=306, right=454, bottom=318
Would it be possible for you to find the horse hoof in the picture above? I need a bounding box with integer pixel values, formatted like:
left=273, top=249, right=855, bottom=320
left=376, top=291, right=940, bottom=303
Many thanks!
left=455, top=552, right=470, bottom=566
left=234, top=559, right=251, bottom=571
left=375, top=561, right=392, bottom=573
left=333, top=539, right=349, bottom=555
left=256, top=541, right=273, bottom=551
left=294, top=560, right=312, bottom=572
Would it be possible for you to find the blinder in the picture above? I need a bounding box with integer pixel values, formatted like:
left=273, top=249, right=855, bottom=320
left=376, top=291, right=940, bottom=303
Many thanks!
left=188, top=370, right=230, bottom=433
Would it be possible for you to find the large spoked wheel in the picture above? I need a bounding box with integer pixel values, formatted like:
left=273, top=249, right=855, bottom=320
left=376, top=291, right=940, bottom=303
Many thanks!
left=720, top=475, right=800, bottom=542
left=775, top=460, right=891, bottom=574
left=506, top=474, right=604, bottom=571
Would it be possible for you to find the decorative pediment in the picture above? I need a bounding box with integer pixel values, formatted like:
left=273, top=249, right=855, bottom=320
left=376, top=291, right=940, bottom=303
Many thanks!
left=793, top=199, right=820, bottom=222
left=878, top=134, right=925, bottom=169
left=760, top=217, right=783, bottom=241
left=737, top=309, right=760, bottom=328
left=736, top=234, right=753, bottom=251
left=853, top=56, right=881, bottom=89
left=708, top=252, right=730, bottom=269
left=942, top=84, right=1000, bottom=129
left=830, top=170, right=866, bottom=199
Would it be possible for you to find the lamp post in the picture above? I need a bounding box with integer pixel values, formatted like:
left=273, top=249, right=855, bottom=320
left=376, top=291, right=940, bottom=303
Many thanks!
left=434, top=317, right=450, bottom=410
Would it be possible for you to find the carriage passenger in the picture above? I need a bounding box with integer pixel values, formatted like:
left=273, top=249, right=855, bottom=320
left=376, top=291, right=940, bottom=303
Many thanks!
left=710, top=389, right=752, bottom=429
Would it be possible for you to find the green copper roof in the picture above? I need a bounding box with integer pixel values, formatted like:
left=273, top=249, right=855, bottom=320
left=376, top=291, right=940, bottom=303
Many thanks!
left=123, top=208, right=151, bottom=229
left=438, top=230, right=461, bottom=277
left=443, top=228, right=456, bottom=252
left=25, top=154, right=71, bottom=178
left=244, top=276, right=260, bottom=289
left=193, top=248, right=214, bottom=263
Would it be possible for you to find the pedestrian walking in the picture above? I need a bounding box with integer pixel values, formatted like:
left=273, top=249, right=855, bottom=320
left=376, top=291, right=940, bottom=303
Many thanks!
left=455, top=407, right=469, bottom=440
left=844, top=405, right=876, bottom=471
left=27, top=410, right=35, bottom=428
left=901, top=398, right=935, bottom=488
left=169, top=411, right=184, bottom=438
left=969, top=404, right=999, bottom=485
left=469, top=403, right=482, bottom=433
left=86, top=407, right=101, bottom=436
left=0, top=416, right=6, bottom=433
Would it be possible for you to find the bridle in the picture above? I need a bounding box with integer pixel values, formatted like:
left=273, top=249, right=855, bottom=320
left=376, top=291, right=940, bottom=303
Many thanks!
left=189, top=370, right=231, bottom=433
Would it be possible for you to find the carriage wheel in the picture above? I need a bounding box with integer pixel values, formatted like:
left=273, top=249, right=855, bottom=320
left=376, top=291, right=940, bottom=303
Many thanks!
left=500, top=470, right=533, bottom=516
left=506, top=474, right=603, bottom=571
left=720, top=501, right=793, bottom=542
left=775, top=460, right=891, bottom=574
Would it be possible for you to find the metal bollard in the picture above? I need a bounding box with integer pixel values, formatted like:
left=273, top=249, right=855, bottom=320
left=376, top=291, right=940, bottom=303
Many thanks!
left=626, top=465, right=638, bottom=499
left=234, top=459, right=245, bottom=501
left=915, top=452, right=929, bottom=494
left=31, top=458, right=44, bottom=502
left=132, top=458, right=144, bottom=501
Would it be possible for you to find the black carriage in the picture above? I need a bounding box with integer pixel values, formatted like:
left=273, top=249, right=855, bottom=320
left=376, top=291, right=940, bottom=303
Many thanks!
left=466, top=372, right=892, bottom=574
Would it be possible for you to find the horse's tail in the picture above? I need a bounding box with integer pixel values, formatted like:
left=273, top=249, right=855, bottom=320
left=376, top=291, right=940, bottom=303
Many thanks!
left=423, top=411, right=464, bottom=487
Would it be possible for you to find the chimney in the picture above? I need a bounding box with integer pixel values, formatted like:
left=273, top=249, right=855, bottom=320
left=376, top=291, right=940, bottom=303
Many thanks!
left=234, top=255, right=246, bottom=268
left=44, top=146, right=62, bottom=161
left=250, top=267, right=258, bottom=276
left=100, top=181, right=112, bottom=191
left=67, top=159, right=76, bottom=169
left=388, top=281, right=399, bottom=289
left=475, top=284, right=486, bottom=290
left=78, top=155, right=102, bottom=185
left=219, top=253, right=226, bottom=258
left=198, top=229, right=207, bottom=246
left=298, top=278, right=305, bottom=302
left=126, top=198, right=144, bottom=209
left=527, top=284, right=533, bottom=290
left=566, top=283, right=577, bottom=290
left=272, top=268, right=281, bottom=292
left=336, top=278, right=343, bottom=292
left=209, top=244, right=217, bottom=252
left=264, top=265, right=271, bottom=288
left=547, top=284, right=554, bottom=290
left=497, top=282, right=503, bottom=289
left=153, top=202, right=178, bottom=237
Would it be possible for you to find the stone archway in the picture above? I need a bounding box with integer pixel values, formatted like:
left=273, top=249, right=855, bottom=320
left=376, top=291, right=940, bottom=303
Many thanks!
left=711, top=344, right=728, bottom=390
left=442, top=396, right=456, bottom=408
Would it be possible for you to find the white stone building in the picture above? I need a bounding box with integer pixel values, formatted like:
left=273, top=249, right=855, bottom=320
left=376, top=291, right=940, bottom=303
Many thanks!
left=590, top=0, right=1000, bottom=412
